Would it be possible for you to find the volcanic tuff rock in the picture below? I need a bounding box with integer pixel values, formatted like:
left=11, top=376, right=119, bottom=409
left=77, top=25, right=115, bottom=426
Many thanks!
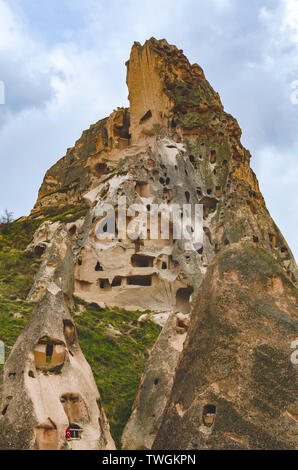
left=0, top=226, right=115, bottom=450
left=121, top=311, right=189, bottom=450
left=0, top=38, right=297, bottom=450
left=153, top=244, right=298, bottom=450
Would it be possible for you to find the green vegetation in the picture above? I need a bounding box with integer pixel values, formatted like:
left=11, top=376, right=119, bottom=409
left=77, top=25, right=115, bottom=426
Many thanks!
left=42, top=363, right=65, bottom=375
left=152, top=123, right=168, bottom=138
left=177, top=111, right=213, bottom=129
left=0, top=249, right=40, bottom=299
left=0, top=296, right=35, bottom=374
left=33, top=203, right=89, bottom=224
left=0, top=259, right=161, bottom=449
left=0, top=218, right=43, bottom=300
left=214, top=396, right=289, bottom=450
left=0, top=203, right=89, bottom=302
left=40, top=186, right=75, bottom=199
left=73, top=300, right=161, bottom=448
left=99, top=187, right=109, bottom=199
left=0, top=218, right=39, bottom=374
left=0, top=217, right=161, bottom=449
left=100, top=156, right=131, bottom=184
left=164, top=80, right=220, bottom=130
left=166, top=81, right=204, bottom=106
left=218, top=244, right=285, bottom=285
left=116, top=154, right=133, bottom=173
left=0, top=218, right=42, bottom=251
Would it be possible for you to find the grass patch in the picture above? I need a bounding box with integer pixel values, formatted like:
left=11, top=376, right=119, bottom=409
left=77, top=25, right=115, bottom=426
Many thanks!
left=0, top=219, right=43, bottom=300
left=0, top=203, right=89, bottom=300
left=0, top=295, right=34, bottom=374
left=33, top=203, right=88, bottom=224
left=74, top=301, right=161, bottom=448
left=0, top=296, right=161, bottom=449
left=0, top=218, right=161, bottom=450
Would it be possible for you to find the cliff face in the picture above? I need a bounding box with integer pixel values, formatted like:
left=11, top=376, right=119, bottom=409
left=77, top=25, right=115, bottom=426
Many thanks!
left=32, top=38, right=297, bottom=285
left=153, top=244, right=298, bottom=450
left=0, top=225, right=115, bottom=450
left=0, top=38, right=297, bottom=450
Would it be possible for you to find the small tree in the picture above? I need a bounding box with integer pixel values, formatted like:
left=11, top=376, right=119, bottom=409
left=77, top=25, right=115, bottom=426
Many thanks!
left=0, top=209, right=14, bottom=233
left=1, top=209, right=14, bottom=224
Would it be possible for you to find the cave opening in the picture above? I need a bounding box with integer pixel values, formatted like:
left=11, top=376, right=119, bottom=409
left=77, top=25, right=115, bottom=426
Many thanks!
left=99, top=279, right=110, bottom=290
left=210, top=150, right=217, bottom=164
left=140, top=109, right=152, bottom=123
left=46, top=344, right=53, bottom=364
left=175, top=287, right=193, bottom=314
left=136, top=182, right=151, bottom=197
left=63, top=320, right=76, bottom=344
left=215, top=186, right=222, bottom=197
left=131, top=254, right=154, bottom=268
left=199, top=196, right=218, bottom=217
left=34, top=245, right=46, bottom=257
left=34, top=338, right=66, bottom=369
left=95, top=262, right=103, bottom=271
left=202, top=404, right=217, bottom=427
left=68, top=225, right=77, bottom=236
left=94, top=162, right=107, bottom=177
left=111, top=277, right=122, bottom=287
left=66, top=424, right=83, bottom=440
left=127, top=275, right=152, bottom=286
left=269, top=233, right=276, bottom=248
left=61, top=393, right=88, bottom=425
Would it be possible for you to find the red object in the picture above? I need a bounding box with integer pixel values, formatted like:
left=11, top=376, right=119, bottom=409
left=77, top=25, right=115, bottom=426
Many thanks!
left=66, top=428, right=71, bottom=440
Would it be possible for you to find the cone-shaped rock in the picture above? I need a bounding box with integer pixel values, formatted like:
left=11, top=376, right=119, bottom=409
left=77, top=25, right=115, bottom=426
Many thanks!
left=153, top=243, right=298, bottom=450
left=2, top=38, right=296, bottom=450
left=0, top=226, right=115, bottom=450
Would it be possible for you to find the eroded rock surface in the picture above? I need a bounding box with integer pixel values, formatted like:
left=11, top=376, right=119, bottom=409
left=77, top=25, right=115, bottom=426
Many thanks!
left=0, top=230, right=115, bottom=450
left=153, top=244, right=298, bottom=450
left=1, top=38, right=297, bottom=450
left=122, top=312, right=189, bottom=449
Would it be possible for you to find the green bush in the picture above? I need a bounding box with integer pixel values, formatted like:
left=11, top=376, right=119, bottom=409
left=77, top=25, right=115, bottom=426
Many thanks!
left=74, top=301, right=161, bottom=448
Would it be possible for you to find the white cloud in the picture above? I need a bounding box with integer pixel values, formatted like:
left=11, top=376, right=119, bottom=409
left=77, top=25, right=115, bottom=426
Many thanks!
left=282, top=0, right=298, bottom=43
left=211, top=0, right=233, bottom=11
left=253, top=144, right=298, bottom=260
left=0, top=0, right=24, bottom=51
left=0, top=1, right=127, bottom=218
left=0, top=0, right=297, bottom=261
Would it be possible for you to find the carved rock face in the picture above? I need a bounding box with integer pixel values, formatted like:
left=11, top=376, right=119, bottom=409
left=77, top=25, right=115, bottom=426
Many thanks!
left=0, top=230, right=115, bottom=451
left=1, top=38, right=297, bottom=451
left=153, top=244, right=298, bottom=450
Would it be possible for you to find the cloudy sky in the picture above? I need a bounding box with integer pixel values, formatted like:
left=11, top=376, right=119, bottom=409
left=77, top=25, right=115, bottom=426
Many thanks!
left=0, top=0, right=297, bottom=259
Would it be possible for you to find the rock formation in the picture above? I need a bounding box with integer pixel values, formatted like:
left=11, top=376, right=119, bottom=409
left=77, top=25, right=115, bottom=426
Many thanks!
left=0, top=38, right=297, bottom=450
left=153, top=244, right=298, bottom=450
left=121, top=311, right=189, bottom=450
left=0, top=226, right=115, bottom=450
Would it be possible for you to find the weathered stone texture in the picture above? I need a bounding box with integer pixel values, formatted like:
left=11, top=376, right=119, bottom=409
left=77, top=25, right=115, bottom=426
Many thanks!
left=1, top=38, right=297, bottom=450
